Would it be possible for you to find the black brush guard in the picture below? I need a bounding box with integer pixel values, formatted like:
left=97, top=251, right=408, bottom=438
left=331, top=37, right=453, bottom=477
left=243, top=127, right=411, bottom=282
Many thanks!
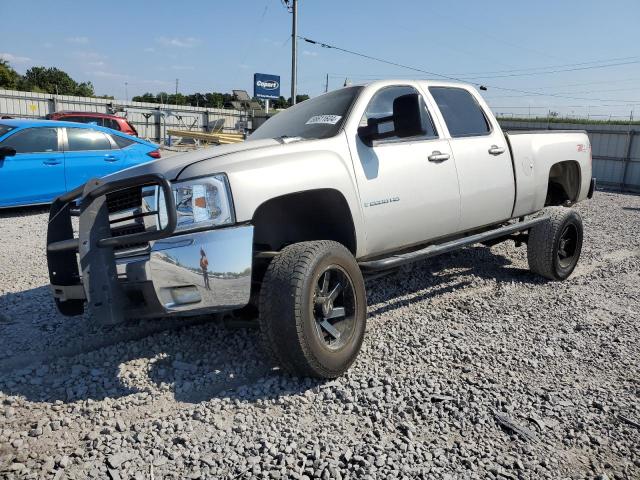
left=46, top=174, right=177, bottom=324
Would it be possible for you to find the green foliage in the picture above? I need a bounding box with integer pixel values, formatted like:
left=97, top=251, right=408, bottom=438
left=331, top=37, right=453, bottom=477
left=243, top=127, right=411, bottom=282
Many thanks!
left=271, top=96, right=289, bottom=109
left=131, top=92, right=157, bottom=103
left=2, top=59, right=312, bottom=108
left=0, top=60, right=20, bottom=90
left=20, top=66, right=95, bottom=96
left=1, top=61, right=96, bottom=97
left=132, top=91, right=275, bottom=109
left=269, top=95, right=309, bottom=109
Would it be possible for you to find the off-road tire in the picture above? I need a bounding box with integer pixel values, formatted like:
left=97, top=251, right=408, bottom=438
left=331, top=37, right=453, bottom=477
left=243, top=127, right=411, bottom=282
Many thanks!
left=527, top=207, right=583, bottom=280
left=258, top=241, right=366, bottom=378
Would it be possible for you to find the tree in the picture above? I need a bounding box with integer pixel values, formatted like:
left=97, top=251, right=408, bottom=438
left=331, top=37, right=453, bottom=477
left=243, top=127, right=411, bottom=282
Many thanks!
left=75, top=81, right=95, bottom=97
left=131, top=92, right=158, bottom=103
left=166, top=93, right=187, bottom=106
left=112, top=85, right=310, bottom=109
left=19, top=66, right=95, bottom=96
left=269, top=94, right=309, bottom=109
left=271, top=96, right=288, bottom=109
left=0, top=60, right=20, bottom=90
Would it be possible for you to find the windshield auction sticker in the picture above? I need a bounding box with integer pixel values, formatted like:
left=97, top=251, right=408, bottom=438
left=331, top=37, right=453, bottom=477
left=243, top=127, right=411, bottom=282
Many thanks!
left=305, top=115, right=342, bottom=125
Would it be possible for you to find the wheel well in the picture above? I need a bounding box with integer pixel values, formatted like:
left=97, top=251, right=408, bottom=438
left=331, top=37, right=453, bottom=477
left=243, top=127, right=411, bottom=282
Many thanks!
left=252, top=189, right=357, bottom=255
left=545, top=160, right=581, bottom=206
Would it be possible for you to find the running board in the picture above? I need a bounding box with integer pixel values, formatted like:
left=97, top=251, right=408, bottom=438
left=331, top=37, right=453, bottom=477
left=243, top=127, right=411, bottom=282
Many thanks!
left=358, top=216, right=546, bottom=272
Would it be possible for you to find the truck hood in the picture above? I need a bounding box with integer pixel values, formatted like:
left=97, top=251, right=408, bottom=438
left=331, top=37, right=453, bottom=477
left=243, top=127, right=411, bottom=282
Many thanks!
left=104, top=138, right=282, bottom=182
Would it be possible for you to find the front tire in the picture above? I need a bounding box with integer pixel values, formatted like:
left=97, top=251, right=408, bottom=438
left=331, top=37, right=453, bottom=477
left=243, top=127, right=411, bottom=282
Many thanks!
left=527, top=207, right=583, bottom=280
left=258, top=241, right=367, bottom=378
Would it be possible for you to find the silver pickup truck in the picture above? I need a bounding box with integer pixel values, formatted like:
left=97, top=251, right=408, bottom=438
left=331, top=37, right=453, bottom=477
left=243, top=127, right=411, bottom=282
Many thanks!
left=47, top=80, right=595, bottom=378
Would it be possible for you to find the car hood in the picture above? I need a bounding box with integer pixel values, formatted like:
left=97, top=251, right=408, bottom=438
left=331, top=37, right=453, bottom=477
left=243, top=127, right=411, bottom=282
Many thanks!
left=104, top=138, right=282, bottom=182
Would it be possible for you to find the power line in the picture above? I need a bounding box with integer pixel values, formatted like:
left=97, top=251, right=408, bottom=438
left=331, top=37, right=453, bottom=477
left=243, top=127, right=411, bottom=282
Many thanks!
left=426, top=9, right=568, bottom=63
left=326, top=74, right=640, bottom=91
left=485, top=86, right=640, bottom=99
left=445, top=55, right=640, bottom=76
left=457, top=59, right=640, bottom=80
left=300, top=37, right=468, bottom=83
left=231, top=3, right=271, bottom=87
left=300, top=36, right=640, bottom=105
left=504, top=77, right=640, bottom=90
left=327, top=55, right=640, bottom=79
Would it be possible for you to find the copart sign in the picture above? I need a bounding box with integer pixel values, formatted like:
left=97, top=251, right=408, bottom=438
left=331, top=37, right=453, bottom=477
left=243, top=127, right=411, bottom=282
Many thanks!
left=254, top=73, right=281, bottom=100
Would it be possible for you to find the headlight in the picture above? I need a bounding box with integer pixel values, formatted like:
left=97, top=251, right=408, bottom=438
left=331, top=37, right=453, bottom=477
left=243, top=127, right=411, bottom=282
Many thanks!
left=157, top=174, right=234, bottom=231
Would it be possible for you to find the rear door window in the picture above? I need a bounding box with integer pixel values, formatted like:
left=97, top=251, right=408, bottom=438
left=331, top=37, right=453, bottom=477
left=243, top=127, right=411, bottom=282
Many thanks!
left=64, top=116, right=92, bottom=124
left=429, top=87, right=490, bottom=137
left=111, top=135, right=135, bottom=149
left=66, top=128, right=112, bottom=151
left=104, top=118, right=120, bottom=130
left=0, top=127, right=59, bottom=153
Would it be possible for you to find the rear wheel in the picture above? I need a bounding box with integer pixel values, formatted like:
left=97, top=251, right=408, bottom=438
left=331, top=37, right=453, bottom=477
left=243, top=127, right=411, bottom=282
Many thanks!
left=527, top=207, right=583, bottom=280
left=258, top=241, right=366, bottom=378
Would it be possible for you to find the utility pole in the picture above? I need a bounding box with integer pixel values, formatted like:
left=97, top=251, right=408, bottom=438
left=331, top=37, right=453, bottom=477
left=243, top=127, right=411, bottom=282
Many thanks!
left=325, top=73, right=329, bottom=93
left=125, top=82, right=128, bottom=102
left=290, top=0, right=298, bottom=105
left=175, top=78, right=179, bottom=107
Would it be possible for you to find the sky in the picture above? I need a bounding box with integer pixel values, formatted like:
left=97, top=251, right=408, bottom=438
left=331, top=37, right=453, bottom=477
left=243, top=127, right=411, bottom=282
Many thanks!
left=1, top=0, right=639, bottom=119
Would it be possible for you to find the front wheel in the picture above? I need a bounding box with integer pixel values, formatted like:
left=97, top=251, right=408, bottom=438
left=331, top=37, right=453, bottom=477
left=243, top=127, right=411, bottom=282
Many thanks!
left=258, top=241, right=367, bottom=378
left=527, top=207, right=583, bottom=280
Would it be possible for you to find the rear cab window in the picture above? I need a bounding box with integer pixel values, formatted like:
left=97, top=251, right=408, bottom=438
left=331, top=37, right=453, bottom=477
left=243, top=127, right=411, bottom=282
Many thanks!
left=429, top=87, right=491, bottom=138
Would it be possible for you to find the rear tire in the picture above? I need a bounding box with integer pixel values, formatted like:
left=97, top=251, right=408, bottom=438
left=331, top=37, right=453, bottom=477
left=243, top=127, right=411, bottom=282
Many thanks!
left=527, top=207, right=583, bottom=280
left=258, top=241, right=366, bottom=378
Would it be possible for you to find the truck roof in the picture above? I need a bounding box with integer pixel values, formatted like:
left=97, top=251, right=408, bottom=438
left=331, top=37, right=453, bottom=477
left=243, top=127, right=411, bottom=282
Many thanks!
left=361, top=79, right=476, bottom=90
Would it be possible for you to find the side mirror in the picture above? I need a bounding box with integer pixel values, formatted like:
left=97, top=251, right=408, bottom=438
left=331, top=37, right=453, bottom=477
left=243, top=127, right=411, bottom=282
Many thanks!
left=358, top=93, right=426, bottom=146
left=392, top=93, right=426, bottom=138
left=357, top=118, right=381, bottom=147
left=0, top=146, right=16, bottom=160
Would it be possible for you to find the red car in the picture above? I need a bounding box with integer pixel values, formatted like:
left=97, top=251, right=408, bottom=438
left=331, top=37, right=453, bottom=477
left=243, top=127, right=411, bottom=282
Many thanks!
left=46, top=111, right=138, bottom=137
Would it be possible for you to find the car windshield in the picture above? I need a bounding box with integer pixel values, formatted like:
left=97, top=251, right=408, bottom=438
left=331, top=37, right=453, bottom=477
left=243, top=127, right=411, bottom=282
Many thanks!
left=0, top=124, right=15, bottom=137
left=250, top=86, right=363, bottom=141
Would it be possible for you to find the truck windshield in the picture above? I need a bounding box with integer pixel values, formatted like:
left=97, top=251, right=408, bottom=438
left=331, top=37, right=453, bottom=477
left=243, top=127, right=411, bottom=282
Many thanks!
left=250, top=86, right=363, bottom=141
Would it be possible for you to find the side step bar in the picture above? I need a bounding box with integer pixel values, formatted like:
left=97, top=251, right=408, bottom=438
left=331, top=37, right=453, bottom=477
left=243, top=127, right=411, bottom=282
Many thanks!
left=358, top=216, right=546, bottom=272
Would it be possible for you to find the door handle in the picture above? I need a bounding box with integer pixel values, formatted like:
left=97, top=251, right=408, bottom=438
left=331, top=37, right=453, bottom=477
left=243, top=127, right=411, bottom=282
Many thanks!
left=488, top=145, right=506, bottom=156
left=42, top=159, right=61, bottom=165
left=428, top=151, right=450, bottom=162
left=104, top=155, right=118, bottom=162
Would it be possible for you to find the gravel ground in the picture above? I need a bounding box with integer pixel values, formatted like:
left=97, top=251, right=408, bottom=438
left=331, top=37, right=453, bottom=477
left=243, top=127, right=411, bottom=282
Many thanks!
left=0, top=190, right=638, bottom=480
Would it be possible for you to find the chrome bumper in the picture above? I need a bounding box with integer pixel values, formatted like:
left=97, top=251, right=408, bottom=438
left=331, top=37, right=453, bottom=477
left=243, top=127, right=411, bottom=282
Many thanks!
left=116, top=225, right=253, bottom=318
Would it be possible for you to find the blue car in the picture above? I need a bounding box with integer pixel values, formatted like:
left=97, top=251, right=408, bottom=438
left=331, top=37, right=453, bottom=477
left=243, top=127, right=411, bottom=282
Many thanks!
left=0, top=119, right=161, bottom=208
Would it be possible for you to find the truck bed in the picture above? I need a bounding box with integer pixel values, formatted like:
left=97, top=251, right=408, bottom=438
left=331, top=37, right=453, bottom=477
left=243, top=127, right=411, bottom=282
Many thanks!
left=505, top=130, right=592, bottom=218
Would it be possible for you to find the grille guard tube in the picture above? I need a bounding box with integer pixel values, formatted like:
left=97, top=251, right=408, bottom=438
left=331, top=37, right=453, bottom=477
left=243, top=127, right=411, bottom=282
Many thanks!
left=46, top=173, right=178, bottom=321
left=47, top=174, right=177, bottom=253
